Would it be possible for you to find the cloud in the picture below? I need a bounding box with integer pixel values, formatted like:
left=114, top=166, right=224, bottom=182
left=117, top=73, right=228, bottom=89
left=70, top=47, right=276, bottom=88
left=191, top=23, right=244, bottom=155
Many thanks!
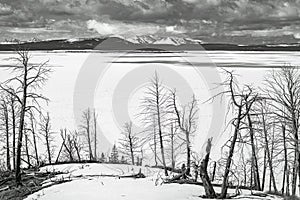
left=86, top=19, right=187, bottom=37
left=0, top=3, right=13, bottom=16
left=1, top=0, right=300, bottom=43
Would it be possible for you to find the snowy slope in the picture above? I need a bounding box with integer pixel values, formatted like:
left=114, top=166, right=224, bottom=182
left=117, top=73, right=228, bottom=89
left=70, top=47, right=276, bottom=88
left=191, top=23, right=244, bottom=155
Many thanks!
left=25, top=163, right=284, bottom=200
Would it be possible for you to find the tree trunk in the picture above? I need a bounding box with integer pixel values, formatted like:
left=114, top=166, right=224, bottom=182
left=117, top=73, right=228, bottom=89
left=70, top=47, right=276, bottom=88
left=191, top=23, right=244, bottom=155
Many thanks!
left=16, top=73, right=27, bottom=185
left=87, top=120, right=93, bottom=161
left=262, top=110, right=277, bottom=193
left=56, top=140, right=64, bottom=163
left=45, top=128, right=52, bottom=164
left=251, top=162, right=253, bottom=190
left=10, top=100, right=16, bottom=170
left=74, top=142, right=81, bottom=162
left=25, top=134, right=30, bottom=168
left=286, top=165, right=290, bottom=196
left=171, top=124, right=175, bottom=170
left=211, top=161, right=216, bottom=182
left=32, top=131, right=39, bottom=166
left=3, top=103, right=11, bottom=171
left=246, top=110, right=261, bottom=191
left=262, top=147, right=267, bottom=191
left=153, top=124, right=158, bottom=167
left=220, top=105, right=242, bottom=198
left=93, top=110, right=97, bottom=160
left=156, top=90, right=168, bottom=176
left=186, top=131, right=191, bottom=175
left=129, top=135, right=134, bottom=165
left=282, top=124, right=288, bottom=194
left=31, top=114, right=39, bottom=166
left=291, top=114, right=299, bottom=196
left=199, top=139, right=216, bottom=198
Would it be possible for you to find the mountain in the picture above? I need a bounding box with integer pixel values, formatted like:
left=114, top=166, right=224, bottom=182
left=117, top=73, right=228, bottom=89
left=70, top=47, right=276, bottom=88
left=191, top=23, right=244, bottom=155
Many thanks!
left=125, top=35, right=201, bottom=46
left=0, top=36, right=300, bottom=51
left=126, top=35, right=157, bottom=44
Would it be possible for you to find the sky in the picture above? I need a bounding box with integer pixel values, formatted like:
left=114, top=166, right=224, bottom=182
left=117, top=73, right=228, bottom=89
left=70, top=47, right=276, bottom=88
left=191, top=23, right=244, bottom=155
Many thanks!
left=0, top=0, right=300, bottom=44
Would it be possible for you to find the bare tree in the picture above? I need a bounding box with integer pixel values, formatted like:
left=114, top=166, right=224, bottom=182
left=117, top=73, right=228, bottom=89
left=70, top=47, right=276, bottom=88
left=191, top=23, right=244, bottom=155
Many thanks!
left=60, top=129, right=75, bottom=162
left=171, top=91, right=198, bottom=175
left=168, top=121, right=180, bottom=170
left=73, top=130, right=83, bottom=162
left=0, top=50, right=51, bottom=184
left=8, top=94, right=18, bottom=169
left=263, top=67, right=300, bottom=195
left=119, top=121, right=141, bottom=165
left=245, top=102, right=261, bottom=191
left=259, top=100, right=278, bottom=193
left=0, top=98, right=11, bottom=170
left=199, top=138, right=217, bottom=198
left=29, top=111, right=39, bottom=166
left=140, top=72, right=170, bottom=176
left=210, top=70, right=257, bottom=198
left=40, top=112, right=54, bottom=164
left=24, top=128, right=30, bottom=168
left=81, top=108, right=93, bottom=161
left=56, top=128, right=66, bottom=163
left=93, top=109, right=97, bottom=160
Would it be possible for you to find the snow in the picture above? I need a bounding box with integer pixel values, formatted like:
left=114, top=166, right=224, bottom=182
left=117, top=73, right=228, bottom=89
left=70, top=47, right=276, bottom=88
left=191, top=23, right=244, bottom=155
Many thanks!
left=125, top=36, right=202, bottom=45
left=24, top=163, right=284, bottom=200
left=126, top=35, right=156, bottom=44
left=153, top=37, right=180, bottom=45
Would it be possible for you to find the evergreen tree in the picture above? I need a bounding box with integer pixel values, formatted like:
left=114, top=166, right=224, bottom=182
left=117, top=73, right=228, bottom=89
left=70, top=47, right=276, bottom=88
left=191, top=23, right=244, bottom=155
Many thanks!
left=100, top=152, right=106, bottom=163
left=110, top=144, right=119, bottom=163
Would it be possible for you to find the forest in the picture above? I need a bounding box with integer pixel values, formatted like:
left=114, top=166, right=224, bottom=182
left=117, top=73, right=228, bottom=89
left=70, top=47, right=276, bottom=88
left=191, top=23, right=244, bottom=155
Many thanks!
left=0, top=50, right=300, bottom=199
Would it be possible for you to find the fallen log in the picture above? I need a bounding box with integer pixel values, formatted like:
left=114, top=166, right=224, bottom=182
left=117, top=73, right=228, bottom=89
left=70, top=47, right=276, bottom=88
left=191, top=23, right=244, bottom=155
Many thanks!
left=73, top=172, right=146, bottom=179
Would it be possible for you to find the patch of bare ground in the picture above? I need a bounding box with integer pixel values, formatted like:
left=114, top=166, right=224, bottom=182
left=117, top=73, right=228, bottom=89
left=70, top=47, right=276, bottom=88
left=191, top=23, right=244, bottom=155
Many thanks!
left=0, top=170, right=67, bottom=200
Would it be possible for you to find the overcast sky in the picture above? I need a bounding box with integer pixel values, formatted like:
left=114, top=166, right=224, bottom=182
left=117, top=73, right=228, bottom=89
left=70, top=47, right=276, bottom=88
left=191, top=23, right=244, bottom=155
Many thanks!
left=0, top=0, right=300, bottom=44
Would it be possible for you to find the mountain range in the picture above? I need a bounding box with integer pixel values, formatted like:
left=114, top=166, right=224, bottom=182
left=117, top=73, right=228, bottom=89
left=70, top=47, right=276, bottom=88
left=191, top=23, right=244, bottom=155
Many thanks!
left=1, top=36, right=300, bottom=51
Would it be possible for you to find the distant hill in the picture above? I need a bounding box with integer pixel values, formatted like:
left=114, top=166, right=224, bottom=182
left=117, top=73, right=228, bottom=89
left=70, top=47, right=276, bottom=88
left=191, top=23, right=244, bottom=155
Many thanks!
left=1, top=36, right=300, bottom=51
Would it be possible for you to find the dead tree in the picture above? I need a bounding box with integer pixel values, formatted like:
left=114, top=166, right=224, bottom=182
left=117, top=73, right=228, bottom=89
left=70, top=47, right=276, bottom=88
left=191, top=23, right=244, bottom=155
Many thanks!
left=263, top=67, right=300, bottom=195
left=139, top=72, right=170, bottom=176
left=56, top=129, right=67, bottom=163
left=29, top=111, right=39, bottom=166
left=93, top=109, right=97, bottom=160
left=213, top=70, right=258, bottom=198
left=281, top=123, right=288, bottom=195
left=40, top=112, right=54, bottom=164
left=246, top=103, right=261, bottom=191
left=260, top=103, right=278, bottom=193
left=261, top=145, right=267, bottom=191
left=0, top=50, right=51, bottom=184
left=199, top=138, right=217, bottom=198
left=60, top=129, right=75, bottom=162
left=24, top=129, right=30, bottom=168
left=119, top=121, right=141, bottom=165
left=72, top=130, right=83, bottom=162
left=81, top=108, right=93, bottom=161
left=170, top=91, right=198, bottom=175
left=169, top=122, right=176, bottom=170
left=9, top=95, right=17, bottom=169
left=0, top=98, right=11, bottom=171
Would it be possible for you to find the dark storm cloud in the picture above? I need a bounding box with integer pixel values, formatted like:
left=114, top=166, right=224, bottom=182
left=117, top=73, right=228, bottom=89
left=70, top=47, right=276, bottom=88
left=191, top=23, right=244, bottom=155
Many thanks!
left=0, top=0, right=299, bottom=43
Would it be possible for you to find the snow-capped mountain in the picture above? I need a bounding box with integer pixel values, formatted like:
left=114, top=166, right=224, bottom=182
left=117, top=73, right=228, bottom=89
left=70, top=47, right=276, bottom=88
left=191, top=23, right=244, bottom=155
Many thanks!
left=126, top=35, right=156, bottom=44
left=125, top=35, right=202, bottom=46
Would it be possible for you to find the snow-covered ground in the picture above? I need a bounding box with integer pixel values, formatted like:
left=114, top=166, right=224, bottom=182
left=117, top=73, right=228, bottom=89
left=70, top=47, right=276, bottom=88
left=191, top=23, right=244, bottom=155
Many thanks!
left=24, top=163, right=283, bottom=200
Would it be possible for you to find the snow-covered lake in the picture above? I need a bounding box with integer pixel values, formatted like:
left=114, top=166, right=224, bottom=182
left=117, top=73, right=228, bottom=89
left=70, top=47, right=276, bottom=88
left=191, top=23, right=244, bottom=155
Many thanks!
left=0, top=50, right=299, bottom=154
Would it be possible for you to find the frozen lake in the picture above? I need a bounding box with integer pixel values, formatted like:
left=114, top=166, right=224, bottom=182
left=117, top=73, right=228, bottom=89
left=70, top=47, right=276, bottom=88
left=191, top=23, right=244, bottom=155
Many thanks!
left=0, top=50, right=299, bottom=152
